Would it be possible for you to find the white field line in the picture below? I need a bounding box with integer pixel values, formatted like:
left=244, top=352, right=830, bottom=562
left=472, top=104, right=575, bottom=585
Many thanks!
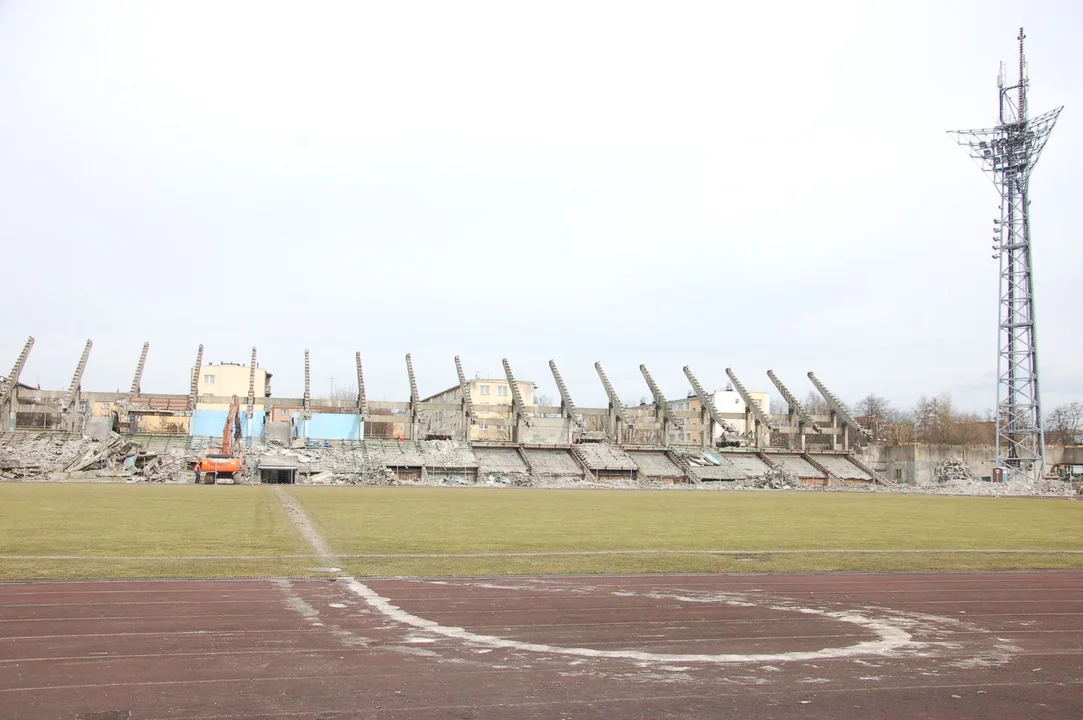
left=265, top=489, right=1015, bottom=665
left=344, top=578, right=918, bottom=664
left=3, top=549, right=1083, bottom=561
left=273, top=486, right=337, bottom=559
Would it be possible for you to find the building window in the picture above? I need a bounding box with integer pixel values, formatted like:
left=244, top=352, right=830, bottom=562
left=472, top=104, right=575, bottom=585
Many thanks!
left=203, top=375, right=215, bottom=385
left=479, top=422, right=489, bottom=430
left=497, top=386, right=508, bottom=396
left=894, top=468, right=902, bottom=481
left=480, top=385, right=490, bottom=395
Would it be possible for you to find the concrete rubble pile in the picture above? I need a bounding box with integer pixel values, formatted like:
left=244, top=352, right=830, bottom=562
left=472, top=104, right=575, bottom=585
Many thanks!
left=926, top=474, right=1074, bottom=497
left=256, top=440, right=480, bottom=486
left=1, top=433, right=93, bottom=480
left=424, top=440, right=476, bottom=468
left=737, top=466, right=805, bottom=490
left=0, top=432, right=191, bottom=482
left=257, top=443, right=375, bottom=485
left=934, top=457, right=976, bottom=483
left=891, top=457, right=1076, bottom=497
left=481, top=474, right=533, bottom=487
left=3, top=431, right=1076, bottom=495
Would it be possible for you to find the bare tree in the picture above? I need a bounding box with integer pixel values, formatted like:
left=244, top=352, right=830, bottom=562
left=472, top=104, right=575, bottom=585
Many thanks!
left=535, top=393, right=556, bottom=409
left=622, top=423, right=648, bottom=444
left=908, top=393, right=993, bottom=445
left=319, top=383, right=358, bottom=407
left=854, top=394, right=892, bottom=441
left=803, top=390, right=829, bottom=416
left=1047, top=402, right=1083, bottom=445
left=912, top=394, right=953, bottom=444
left=586, top=414, right=609, bottom=433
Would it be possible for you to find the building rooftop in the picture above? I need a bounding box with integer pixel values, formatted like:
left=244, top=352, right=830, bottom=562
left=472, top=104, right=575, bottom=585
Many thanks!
left=421, top=379, right=536, bottom=403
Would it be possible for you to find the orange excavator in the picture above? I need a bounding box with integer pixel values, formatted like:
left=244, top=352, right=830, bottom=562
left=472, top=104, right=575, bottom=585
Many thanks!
left=197, top=395, right=244, bottom=483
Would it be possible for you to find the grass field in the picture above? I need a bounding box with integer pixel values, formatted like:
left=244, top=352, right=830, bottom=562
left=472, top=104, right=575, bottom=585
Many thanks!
left=291, top=487, right=1083, bottom=576
left=1, top=484, right=1082, bottom=580
left=0, top=484, right=312, bottom=579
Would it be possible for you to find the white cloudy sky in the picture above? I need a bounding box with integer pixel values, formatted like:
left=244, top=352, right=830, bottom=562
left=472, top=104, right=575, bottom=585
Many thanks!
left=1, top=0, right=1080, bottom=413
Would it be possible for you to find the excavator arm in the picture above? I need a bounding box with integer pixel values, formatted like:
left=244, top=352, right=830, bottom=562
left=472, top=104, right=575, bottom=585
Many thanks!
left=222, top=395, right=241, bottom=456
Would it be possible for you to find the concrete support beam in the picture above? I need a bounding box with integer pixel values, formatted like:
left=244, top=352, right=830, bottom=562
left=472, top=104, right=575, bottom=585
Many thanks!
left=594, top=361, right=631, bottom=443
left=548, top=360, right=580, bottom=442
left=300, top=349, right=312, bottom=441
left=767, top=370, right=822, bottom=451
left=129, top=342, right=150, bottom=398
left=682, top=365, right=737, bottom=447
left=725, top=367, right=776, bottom=448
left=187, top=344, right=203, bottom=413
left=62, top=339, right=93, bottom=431
left=406, top=353, right=420, bottom=440
left=807, top=371, right=867, bottom=451
left=1, top=336, right=35, bottom=430
left=502, top=358, right=532, bottom=443
left=454, top=355, right=474, bottom=441
left=246, top=347, right=258, bottom=440
left=355, top=352, right=368, bottom=420
left=303, top=350, right=312, bottom=419
left=640, top=364, right=682, bottom=447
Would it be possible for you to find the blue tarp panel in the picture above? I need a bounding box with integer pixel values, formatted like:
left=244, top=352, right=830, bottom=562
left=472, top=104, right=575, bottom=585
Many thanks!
left=191, top=409, right=266, bottom=438
left=241, top=411, right=266, bottom=438
left=307, top=413, right=362, bottom=440
left=190, top=410, right=227, bottom=437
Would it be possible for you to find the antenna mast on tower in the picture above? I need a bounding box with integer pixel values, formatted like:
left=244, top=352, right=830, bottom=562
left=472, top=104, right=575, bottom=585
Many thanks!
left=949, top=29, right=1062, bottom=484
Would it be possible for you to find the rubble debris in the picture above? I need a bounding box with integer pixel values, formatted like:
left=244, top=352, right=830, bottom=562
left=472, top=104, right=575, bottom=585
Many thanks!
left=0, top=432, right=1076, bottom=496
left=484, top=473, right=533, bottom=487
left=0, top=431, right=193, bottom=483
left=737, top=467, right=805, bottom=490
left=934, top=458, right=976, bottom=484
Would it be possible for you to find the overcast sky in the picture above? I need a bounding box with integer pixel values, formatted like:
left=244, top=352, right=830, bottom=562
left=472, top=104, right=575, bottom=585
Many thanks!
left=1, top=0, right=1080, bottom=414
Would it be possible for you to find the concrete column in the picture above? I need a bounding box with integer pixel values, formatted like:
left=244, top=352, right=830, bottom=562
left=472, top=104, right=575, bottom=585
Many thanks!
left=6, top=388, right=18, bottom=431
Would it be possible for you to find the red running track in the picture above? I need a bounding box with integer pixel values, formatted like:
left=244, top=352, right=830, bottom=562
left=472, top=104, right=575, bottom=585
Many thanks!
left=1, top=571, right=1081, bottom=719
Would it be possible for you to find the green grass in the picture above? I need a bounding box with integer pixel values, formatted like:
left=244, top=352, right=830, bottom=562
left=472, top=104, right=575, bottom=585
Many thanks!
left=0, top=484, right=310, bottom=580
left=290, top=487, right=1083, bottom=576
left=2, top=485, right=1082, bottom=580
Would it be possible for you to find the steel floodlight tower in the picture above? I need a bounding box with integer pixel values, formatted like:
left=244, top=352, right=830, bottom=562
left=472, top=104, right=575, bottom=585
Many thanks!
left=949, top=28, right=1062, bottom=484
